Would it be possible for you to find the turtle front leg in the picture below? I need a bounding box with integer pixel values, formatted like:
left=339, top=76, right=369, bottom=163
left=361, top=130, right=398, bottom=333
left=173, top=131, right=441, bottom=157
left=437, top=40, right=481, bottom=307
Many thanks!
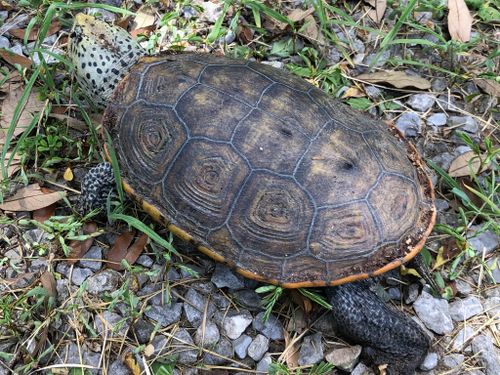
left=326, top=281, right=430, bottom=375
left=77, top=162, right=115, bottom=214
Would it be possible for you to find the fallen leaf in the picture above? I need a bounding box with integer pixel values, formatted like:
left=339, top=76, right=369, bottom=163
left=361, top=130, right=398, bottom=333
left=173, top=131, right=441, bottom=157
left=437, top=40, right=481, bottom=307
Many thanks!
left=33, top=204, right=56, bottom=223
left=448, top=0, right=473, bottom=42
left=300, top=15, right=326, bottom=46
left=130, top=26, right=154, bottom=39
left=287, top=7, right=315, bottom=22
left=1, top=151, right=21, bottom=181
left=356, top=71, right=432, bottom=89
left=290, top=290, right=313, bottom=315
left=67, top=222, right=98, bottom=263
left=124, top=351, right=142, bottom=375
left=0, top=184, right=65, bottom=212
left=283, top=331, right=300, bottom=368
left=63, top=167, right=74, bottom=182
left=474, top=78, right=500, bottom=98
left=237, top=24, right=254, bottom=44
left=9, top=21, right=61, bottom=41
left=432, top=246, right=448, bottom=270
left=107, top=231, right=148, bottom=270
left=0, top=48, right=32, bottom=68
left=342, top=86, right=366, bottom=98
left=365, top=0, right=387, bottom=23
left=40, top=271, right=57, bottom=301
left=133, top=6, right=156, bottom=30
left=1, top=83, right=45, bottom=145
left=448, top=151, right=489, bottom=177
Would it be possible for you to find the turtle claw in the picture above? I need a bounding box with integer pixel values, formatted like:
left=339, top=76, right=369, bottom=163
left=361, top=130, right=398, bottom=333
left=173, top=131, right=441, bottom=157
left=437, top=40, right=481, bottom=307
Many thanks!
left=77, top=162, right=115, bottom=214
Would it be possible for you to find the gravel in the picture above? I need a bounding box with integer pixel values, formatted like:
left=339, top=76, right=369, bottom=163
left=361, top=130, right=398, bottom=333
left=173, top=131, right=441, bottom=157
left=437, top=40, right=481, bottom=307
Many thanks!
left=298, top=332, right=324, bottom=366
left=325, top=345, right=362, bottom=371
left=395, top=112, right=422, bottom=137
left=247, top=334, right=269, bottom=361
left=222, top=310, right=253, bottom=340
left=413, top=291, right=454, bottom=334
left=449, top=296, right=483, bottom=321
left=252, top=312, right=284, bottom=340
left=471, top=335, right=500, bottom=375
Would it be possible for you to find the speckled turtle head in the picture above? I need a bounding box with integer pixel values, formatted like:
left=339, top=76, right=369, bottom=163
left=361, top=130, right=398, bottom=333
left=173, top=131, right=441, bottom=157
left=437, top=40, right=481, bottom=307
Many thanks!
left=69, top=13, right=146, bottom=107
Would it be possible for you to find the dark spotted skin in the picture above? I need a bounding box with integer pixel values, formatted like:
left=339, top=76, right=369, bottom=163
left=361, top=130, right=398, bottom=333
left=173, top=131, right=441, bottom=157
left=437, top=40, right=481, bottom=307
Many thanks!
left=78, top=163, right=115, bottom=213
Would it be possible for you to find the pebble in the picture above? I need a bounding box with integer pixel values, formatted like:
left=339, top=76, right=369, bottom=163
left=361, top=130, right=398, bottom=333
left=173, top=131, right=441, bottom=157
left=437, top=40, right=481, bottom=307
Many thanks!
left=71, top=268, right=93, bottom=286
left=432, top=78, right=448, bottom=92
left=427, top=113, right=447, bottom=128
left=455, top=145, right=472, bottom=154
left=442, top=353, right=465, bottom=369
left=407, top=93, right=436, bottom=111
left=173, top=328, right=198, bottom=364
left=233, top=334, right=252, bottom=359
left=30, top=258, right=48, bottom=273
left=247, top=334, right=269, bottom=361
left=395, top=112, right=422, bottom=137
left=108, top=359, right=131, bottom=375
left=57, top=342, right=101, bottom=374
left=404, top=283, right=420, bottom=304
left=351, top=362, right=376, bottom=375
left=486, top=257, right=500, bottom=283
left=468, top=227, right=499, bottom=255
left=144, top=303, right=183, bottom=327
left=448, top=115, right=479, bottom=133
left=0, top=35, right=10, bottom=49
left=203, top=337, right=233, bottom=365
left=222, top=310, right=253, bottom=340
left=195, top=0, right=223, bottom=23
left=252, top=312, right=284, bottom=340
left=452, top=326, right=476, bottom=352
left=435, top=198, right=450, bottom=212
left=420, top=352, right=438, bottom=371
left=86, top=269, right=122, bottom=295
left=194, top=320, right=220, bottom=348
left=325, top=345, right=362, bottom=371
left=363, top=49, right=391, bottom=67
left=211, top=263, right=245, bottom=289
left=413, top=291, right=454, bottom=334
left=414, top=11, right=433, bottom=25
left=132, top=318, right=154, bottom=344
left=256, top=353, right=273, bottom=373
left=231, top=289, right=262, bottom=310
left=298, top=332, right=324, bottom=366
left=79, top=246, right=103, bottom=271
left=136, top=255, right=154, bottom=268
left=183, top=289, right=215, bottom=326
left=455, top=278, right=474, bottom=296
left=431, top=152, right=454, bottom=170
left=472, top=335, right=500, bottom=375
left=387, top=287, right=401, bottom=300
left=449, top=296, right=483, bottom=321
left=4, top=249, right=22, bottom=264
left=95, top=311, right=128, bottom=338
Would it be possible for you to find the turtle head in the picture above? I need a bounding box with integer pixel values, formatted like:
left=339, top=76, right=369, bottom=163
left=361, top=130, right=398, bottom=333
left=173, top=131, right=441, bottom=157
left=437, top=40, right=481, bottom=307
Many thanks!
left=69, top=13, right=146, bottom=107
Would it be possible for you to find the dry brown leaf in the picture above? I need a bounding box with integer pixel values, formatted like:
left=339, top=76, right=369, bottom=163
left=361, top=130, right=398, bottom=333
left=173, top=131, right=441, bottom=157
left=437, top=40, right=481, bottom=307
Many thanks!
left=283, top=331, right=300, bottom=368
left=356, top=71, right=431, bottom=90
left=0, top=48, right=32, bottom=68
left=1, top=151, right=21, bottom=181
left=0, top=83, right=45, bottom=145
left=9, top=21, right=61, bottom=41
left=130, top=26, right=155, bottom=39
left=68, top=222, right=98, bottom=263
left=287, top=7, right=315, bottom=22
left=342, top=86, right=366, bottom=98
left=0, top=184, right=65, bottom=212
left=107, top=231, right=135, bottom=270
left=133, top=6, right=156, bottom=30
left=40, top=271, right=57, bottom=300
left=448, top=0, right=473, bottom=42
left=301, top=15, right=325, bottom=46
left=448, top=151, right=489, bottom=177
left=237, top=24, right=254, bottom=44
left=33, top=204, right=56, bottom=223
left=365, top=0, right=387, bottom=23
left=474, top=78, right=500, bottom=98
left=124, top=351, right=142, bottom=375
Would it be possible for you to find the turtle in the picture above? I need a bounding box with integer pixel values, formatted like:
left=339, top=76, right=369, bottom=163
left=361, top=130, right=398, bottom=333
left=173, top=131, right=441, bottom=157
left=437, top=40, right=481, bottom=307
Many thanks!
left=70, top=13, right=437, bottom=374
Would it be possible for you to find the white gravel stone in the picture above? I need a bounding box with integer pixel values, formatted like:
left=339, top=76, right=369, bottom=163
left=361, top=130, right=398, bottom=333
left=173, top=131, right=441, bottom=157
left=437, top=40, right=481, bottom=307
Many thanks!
left=452, top=326, right=476, bottom=352
left=222, top=310, right=253, bottom=340
left=247, top=334, right=269, bottom=361
left=420, top=352, right=439, bottom=371
left=325, top=345, right=362, bottom=371
left=449, top=296, right=483, bottom=321
left=413, top=291, right=454, bottom=334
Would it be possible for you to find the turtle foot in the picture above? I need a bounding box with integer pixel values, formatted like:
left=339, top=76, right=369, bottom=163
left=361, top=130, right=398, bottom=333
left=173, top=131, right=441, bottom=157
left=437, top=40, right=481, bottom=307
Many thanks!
left=77, top=162, right=115, bottom=214
left=326, top=281, right=430, bottom=374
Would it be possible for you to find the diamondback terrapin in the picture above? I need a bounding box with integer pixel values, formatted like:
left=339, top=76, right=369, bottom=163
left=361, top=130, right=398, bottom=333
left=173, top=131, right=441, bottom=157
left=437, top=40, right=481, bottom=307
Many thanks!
left=70, top=14, right=436, bottom=374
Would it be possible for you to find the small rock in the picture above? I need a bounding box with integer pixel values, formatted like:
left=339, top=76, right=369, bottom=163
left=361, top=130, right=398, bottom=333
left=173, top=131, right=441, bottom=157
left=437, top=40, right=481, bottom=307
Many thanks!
left=261, top=60, right=284, bottom=69
left=325, top=345, right=362, bottom=371
left=233, top=335, right=252, bottom=359
left=183, top=289, right=215, bottom=326
left=231, top=289, right=262, bottom=311
left=86, top=269, right=122, bottom=295
left=486, top=257, right=500, bottom=283
left=351, top=362, right=376, bottom=375
left=455, top=279, right=474, bottom=296
left=407, top=94, right=436, bottom=112
left=448, top=115, right=479, bottom=133
left=30, top=258, right=48, bottom=272
left=108, top=359, right=131, bottom=375
left=363, top=49, right=391, bottom=67
left=420, top=352, right=438, bottom=371
left=132, top=318, right=154, bottom=344
left=136, top=255, right=154, bottom=268
left=0, top=36, right=10, bottom=49
left=79, top=246, right=103, bottom=271
left=195, top=321, right=220, bottom=348
left=396, top=112, right=422, bottom=137
left=404, top=283, right=420, bottom=304
left=256, top=353, right=273, bottom=373
left=432, top=78, right=447, bottom=92
left=431, top=152, right=454, bottom=170
left=247, top=334, right=269, bottom=361
left=173, top=328, right=198, bottom=364
left=211, top=263, right=245, bottom=289
left=57, top=342, right=101, bottom=375
left=425, top=113, right=448, bottom=128
left=468, top=227, right=499, bottom=255
left=452, top=326, right=476, bottom=352
left=442, top=353, right=464, bottom=369
left=71, top=268, right=93, bottom=286
left=472, top=335, right=500, bottom=375
left=95, top=311, right=128, bottom=337
left=223, top=310, right=253, bottom=340
left=252, top=312, right=284, bottom=340
left=365, top=85, right=382, bottom=99
left=449, top=296, right=483, bottom=321
left=434, top=198, right=450, bottom=212
left=203, top=337, right=233, bottom=365
left=298, top=333, right=324, bottom=366
left=195, top=0, right=223, bottom=23
left=4, top=249, right=22, bottom=264
left=144, top=303, right=182, bottom=327
left=413, top=291, right=454, bottom=334
left=455, top=145, right=472, bottom=154
left=387, top=287, right=401, bottom=300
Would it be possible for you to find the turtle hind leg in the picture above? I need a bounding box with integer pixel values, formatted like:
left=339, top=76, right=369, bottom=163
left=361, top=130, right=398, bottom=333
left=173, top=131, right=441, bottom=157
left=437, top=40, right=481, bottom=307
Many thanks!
left=77, top=162, right=115, bottom=214
left=326, top=281, right=430, bottom=374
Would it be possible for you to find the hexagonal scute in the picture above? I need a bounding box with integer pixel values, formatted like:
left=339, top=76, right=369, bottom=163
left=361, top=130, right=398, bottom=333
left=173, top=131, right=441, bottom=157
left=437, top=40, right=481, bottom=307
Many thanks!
left=233, top=109, right=310, bottom=174
left=368, top=174, right=420, bottom=241
left=138, top=60, right=204, bottom=105
left=201, top=65, right=272, bottom=106
left=295, top=125, right=381, bottom=206
left=117, top=102, right=186, bottom=184
left=282, top=255, right=328, bottom=284
left=258, top=84, right=330, bottom=138
left=208, top=226, right=243, bottom=263
left=176, top=85, right=252, bottom=141
left=363, top=130, right=416, bottom=179
left=228, top=172, right=314, bottom=258
left=309, top=202, right=380, bottom=262
left=164, top=140, right=250, bottom=233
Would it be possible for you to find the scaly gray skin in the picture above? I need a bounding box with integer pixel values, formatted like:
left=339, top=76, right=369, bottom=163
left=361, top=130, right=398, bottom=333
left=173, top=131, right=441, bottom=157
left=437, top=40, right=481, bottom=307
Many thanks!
left=71, top=14, right=431, bottom=374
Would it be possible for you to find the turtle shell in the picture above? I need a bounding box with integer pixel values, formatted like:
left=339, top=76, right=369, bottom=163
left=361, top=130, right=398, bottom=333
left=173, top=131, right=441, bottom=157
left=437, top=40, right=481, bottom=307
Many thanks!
left=102, top=54, right=435, bottom=287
